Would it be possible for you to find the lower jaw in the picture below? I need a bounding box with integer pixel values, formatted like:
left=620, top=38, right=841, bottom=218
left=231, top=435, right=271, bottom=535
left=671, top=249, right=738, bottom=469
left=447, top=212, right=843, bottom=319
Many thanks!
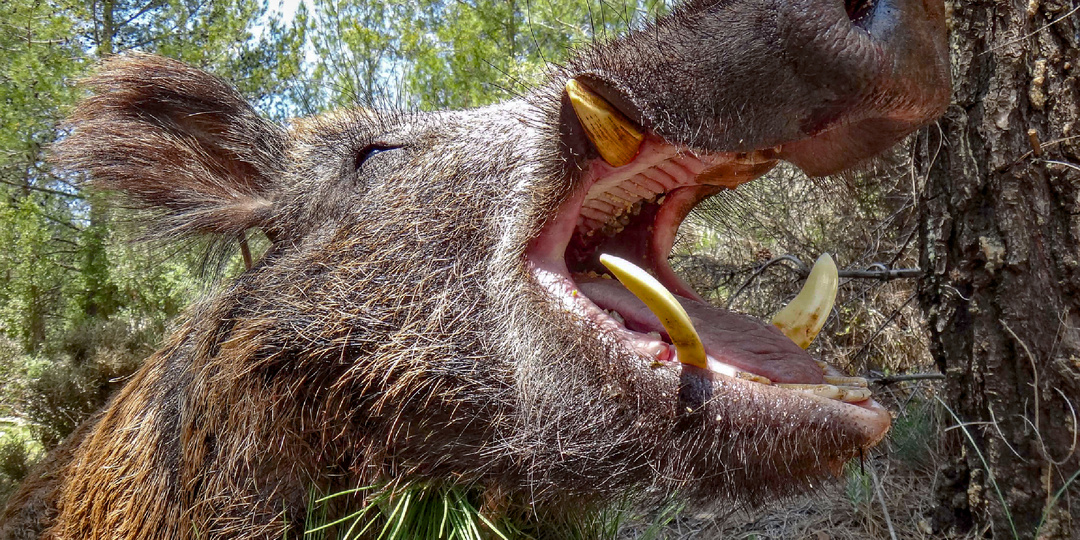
left=525, top=237, right=893, bottom=443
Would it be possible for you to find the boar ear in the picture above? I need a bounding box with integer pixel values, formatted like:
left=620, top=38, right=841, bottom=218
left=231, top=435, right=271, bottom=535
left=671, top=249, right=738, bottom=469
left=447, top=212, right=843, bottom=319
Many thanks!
left=55, top=53, right=287, bottom=242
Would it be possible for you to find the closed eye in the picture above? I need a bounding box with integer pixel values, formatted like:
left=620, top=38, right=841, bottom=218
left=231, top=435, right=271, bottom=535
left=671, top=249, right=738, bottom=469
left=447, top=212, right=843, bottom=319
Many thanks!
left=355, top=143, right=400, bottom=171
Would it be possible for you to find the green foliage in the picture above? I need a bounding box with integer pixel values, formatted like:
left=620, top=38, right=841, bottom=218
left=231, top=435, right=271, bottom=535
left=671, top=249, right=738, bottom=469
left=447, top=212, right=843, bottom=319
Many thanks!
left=935, top=395, right=1019, bottom=539
left=304, top=484, right=512, bottom=540
left=887, top=397, right=936, bottom=470
left=302, top=0, right=668, bottom=111
left=844, top=462, right=873, bottom=511
left=0, top=434, right=36, bottom=504
left=404, top=0, right=665, bottom=109
left=301, top=483, right=681, bottom=540
left=0, top=0, right=304, bottom=505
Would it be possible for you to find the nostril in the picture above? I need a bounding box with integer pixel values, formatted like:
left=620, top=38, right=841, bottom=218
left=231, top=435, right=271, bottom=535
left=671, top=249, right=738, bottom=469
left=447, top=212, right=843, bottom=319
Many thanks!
left=844, top=0, right=876, bottom=25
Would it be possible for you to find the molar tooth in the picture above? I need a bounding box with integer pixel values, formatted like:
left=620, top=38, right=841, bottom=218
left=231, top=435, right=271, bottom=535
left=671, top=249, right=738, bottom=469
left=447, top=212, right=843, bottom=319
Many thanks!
left=599, top=254, right=708, bottom=370
left=772, top=253, right=839, bottom=349
left=736, top=372, right=773, bottom=385
left=824, top=375, right=868, bottom=388
left=566, top=79, right=644, bottom=167
left=776, top=383, right=843, bottom=400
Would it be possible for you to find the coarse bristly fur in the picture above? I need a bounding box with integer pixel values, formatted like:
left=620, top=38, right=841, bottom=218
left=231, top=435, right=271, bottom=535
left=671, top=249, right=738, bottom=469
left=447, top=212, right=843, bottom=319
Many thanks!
left=0, top=0, right=951, bottom=538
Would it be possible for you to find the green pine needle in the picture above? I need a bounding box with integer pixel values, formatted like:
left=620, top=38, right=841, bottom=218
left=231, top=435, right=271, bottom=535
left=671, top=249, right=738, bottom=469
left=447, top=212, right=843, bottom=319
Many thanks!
left=296, top=482, right=682, bottom=540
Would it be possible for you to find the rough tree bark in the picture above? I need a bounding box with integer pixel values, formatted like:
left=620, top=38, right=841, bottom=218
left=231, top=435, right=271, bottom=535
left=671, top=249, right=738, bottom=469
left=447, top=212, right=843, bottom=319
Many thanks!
left=917, top=0, right=1080, bottom=537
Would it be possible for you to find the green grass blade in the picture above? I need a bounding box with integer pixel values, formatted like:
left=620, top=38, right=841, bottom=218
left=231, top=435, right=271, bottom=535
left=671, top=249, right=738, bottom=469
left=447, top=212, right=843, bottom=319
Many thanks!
left=934, top=395, right=1018, bottom=539
left=1036, top=466, right=1080, bottom=536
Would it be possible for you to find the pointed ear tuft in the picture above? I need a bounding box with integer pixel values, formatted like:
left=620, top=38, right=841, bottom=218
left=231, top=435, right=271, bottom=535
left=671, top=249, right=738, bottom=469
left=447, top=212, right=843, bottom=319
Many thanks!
left=55, top=53, right=288, bottom=241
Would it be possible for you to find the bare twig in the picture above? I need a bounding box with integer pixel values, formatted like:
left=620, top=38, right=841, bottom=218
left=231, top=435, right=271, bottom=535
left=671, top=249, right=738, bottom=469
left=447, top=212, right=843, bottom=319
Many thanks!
left=870, top=373, right=945, bottom=385
left=1003, top=320, right=1079, bottom=466
left=839, top=267, right=923, bottom=280
left=0, top=178, right=82, bottom=198
left=725, top=254, right=804, bottom=308
left=725, top=254, right=920, bottom=307
left=985, top=4, right=1080, bottom=53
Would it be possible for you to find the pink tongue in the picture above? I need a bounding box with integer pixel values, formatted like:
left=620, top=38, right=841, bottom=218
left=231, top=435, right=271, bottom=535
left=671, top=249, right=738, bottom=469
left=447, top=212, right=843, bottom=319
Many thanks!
left=578, top=278, right=825, bottom=384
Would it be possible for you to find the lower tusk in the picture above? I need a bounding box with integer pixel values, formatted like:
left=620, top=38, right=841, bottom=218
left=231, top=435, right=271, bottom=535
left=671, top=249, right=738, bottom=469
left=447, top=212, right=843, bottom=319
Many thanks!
left=599, top=254, right=708, bottom=370
left=772, top=253, right=839, bottom=349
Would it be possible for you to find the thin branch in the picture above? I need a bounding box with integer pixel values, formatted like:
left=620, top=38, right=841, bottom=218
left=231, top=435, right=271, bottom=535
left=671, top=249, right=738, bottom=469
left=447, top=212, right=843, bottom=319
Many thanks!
left=998, top=135, right=1080, bottom=171
left=725, top=254, right=804, bottom=308
left=1003, top=320, right=1079, bottom=466
left=1039, top=159, right=1080, bottom=173
left=726, top=254, right=921, bottom=307
left=117, top=0, right=162, bottom=27
left=0, top=178, right=83, bottom=198
left=839, top=267, right=922, bottom=280
left=238, top=231, right=253, bottom=270
left=985, top=4, right=1080, bottom=54
left=870, top=373, right=945, bottom=385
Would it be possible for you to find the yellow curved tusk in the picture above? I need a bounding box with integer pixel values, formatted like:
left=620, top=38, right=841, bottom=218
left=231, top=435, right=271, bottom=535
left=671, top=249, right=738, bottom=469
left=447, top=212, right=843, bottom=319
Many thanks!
left=566, top=79, right=644, bottom=167
left=599, top=254, right=708, bottom=369
left=772, top=253, right=839, bottom=349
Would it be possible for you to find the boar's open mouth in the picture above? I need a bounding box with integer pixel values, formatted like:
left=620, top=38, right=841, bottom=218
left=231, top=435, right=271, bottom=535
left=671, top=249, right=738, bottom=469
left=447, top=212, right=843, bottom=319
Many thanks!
left=526, top=79, right=891, bottom=456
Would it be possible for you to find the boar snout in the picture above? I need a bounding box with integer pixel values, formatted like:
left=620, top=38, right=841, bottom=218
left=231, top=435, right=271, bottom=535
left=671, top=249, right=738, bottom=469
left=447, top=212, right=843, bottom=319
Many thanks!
left=568, top=0, right=950, bottom=175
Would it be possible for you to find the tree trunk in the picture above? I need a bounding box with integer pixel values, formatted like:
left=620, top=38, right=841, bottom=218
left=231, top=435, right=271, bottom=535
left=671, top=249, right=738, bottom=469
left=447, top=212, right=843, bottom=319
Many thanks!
left=917, top=0, right=1080, bottom=537
left=80, top=0, right=117, bottom=322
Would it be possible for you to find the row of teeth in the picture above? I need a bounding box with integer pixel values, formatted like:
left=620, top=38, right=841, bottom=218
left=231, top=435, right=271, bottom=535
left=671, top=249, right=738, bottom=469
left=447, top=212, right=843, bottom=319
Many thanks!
left=578, top=194, right=666, bottom=238
left=599, top=253, right=871, bottom=404
left=738, top=366, right=873, bottom=403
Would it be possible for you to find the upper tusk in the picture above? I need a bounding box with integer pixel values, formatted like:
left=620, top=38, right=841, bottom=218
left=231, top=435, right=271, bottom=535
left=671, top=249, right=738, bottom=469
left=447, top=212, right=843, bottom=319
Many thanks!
left=566, top=79, right=644, bottom=167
